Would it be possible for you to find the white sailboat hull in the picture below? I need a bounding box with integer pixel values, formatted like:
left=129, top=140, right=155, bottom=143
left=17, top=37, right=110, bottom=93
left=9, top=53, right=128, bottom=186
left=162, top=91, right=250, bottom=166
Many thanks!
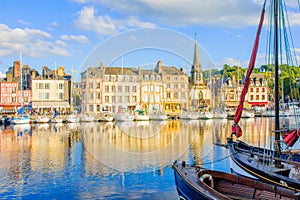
left=178, top=112, right=199, bottom=120
left=11, top=117, right=31, bottom=124
left=114, top=113, right=134, bottom=122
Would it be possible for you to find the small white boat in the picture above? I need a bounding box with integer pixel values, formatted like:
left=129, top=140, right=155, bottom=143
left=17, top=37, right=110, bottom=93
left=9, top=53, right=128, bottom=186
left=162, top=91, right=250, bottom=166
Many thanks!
left=66, top=114, right=80, bottom=123
left=97, top=112, right=114, bottom=122
left=51, top=116, right=63, bottom=123
left=149, top=111, right=168, bottom=120
left=179, top=111, right=199, bottom=120
left=34, top=115, right=50, bottom=123
left=134, top=110, right=149, bottom=121
left=11, top=114, right=31, bottom=124
left=198, top=112, right=213, bottom=119
left=51, top=111, right=63, bottom=123
left=114, top=112, right=134, bottom=122
left=211, top=108, right=228, bottom=119
left=80, top=114, right=95, bottom=122
left=241, top=110, right=255, bottom=118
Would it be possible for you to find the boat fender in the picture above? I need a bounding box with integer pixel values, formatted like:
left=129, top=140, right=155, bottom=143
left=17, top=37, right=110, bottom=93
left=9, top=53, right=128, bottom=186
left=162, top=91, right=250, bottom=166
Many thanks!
left=200, top=174, right=214, bottom=188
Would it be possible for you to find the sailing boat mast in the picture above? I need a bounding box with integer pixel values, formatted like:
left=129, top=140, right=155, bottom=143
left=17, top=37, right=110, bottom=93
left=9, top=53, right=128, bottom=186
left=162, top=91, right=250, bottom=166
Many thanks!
left=20, top=52, right=24, bottom=107
left=273, top=0, right=281, bottom=166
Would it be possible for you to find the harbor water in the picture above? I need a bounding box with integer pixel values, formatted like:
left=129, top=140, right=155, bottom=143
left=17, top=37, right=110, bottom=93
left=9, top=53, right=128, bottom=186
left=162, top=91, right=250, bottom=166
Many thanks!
left=0, top=117, right=276, bottom=199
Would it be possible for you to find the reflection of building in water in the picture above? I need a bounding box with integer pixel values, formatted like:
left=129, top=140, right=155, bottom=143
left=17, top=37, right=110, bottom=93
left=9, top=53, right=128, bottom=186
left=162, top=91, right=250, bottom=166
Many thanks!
left=191, top=120, right=213, bottom=165
left=81, top=120, right=197, bottom=172
left=238, top=118, right=273, bottom=148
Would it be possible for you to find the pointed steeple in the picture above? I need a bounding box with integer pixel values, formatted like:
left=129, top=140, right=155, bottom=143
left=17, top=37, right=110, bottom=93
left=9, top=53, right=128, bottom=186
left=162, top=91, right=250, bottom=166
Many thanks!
left=193, top=33, right=201, bottom=68
left=191, top=33, right=203, bottom=85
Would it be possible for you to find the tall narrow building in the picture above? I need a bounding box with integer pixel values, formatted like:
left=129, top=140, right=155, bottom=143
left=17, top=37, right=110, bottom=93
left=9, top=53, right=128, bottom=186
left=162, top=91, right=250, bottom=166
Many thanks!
left=191, top=34, right=204, bottom=85
left=189, top=34, right=211, bottom=110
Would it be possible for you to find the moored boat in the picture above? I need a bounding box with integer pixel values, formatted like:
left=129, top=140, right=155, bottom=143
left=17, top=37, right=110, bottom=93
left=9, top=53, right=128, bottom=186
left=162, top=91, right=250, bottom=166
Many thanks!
left=173, top=160, right=300, bottom=200
left=178, top=111, right=199, bottom=120
left=228, top=0, right=300, bottom=193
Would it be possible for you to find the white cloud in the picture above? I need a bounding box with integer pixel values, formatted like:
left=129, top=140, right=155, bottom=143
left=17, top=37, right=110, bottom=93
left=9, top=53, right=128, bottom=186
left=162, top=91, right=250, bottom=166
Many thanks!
left=74, top=6, right=156, bottom=36
left=60, top=34, right=90, bottom=44
left=0, top=23, right=71, bottom=57
left=72, top=0, right=266, bottom=28
left=72, top=0, right=300, bottom=28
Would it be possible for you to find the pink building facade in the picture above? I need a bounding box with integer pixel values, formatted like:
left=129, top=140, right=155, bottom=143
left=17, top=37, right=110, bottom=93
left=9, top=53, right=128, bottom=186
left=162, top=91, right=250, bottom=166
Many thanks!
left=0, top=82, right=32, bottom=113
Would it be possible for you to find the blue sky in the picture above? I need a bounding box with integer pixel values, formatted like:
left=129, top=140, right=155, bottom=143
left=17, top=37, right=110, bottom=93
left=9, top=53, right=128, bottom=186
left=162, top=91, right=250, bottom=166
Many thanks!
left=0, top=0, right=300, bottom=79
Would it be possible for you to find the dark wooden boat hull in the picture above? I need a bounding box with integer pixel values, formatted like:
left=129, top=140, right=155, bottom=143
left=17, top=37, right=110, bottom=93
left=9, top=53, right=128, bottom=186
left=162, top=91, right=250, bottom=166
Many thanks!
left=173, top=160, right=299, bottom=200
left=227, top=137, right=300, bottom=192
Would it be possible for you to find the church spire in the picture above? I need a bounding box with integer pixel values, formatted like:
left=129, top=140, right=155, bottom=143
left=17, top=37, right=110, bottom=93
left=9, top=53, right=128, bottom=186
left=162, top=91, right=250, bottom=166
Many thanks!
left=193, top=33, right=201, bottom=68
left=191, top=32, right=203, bottom=85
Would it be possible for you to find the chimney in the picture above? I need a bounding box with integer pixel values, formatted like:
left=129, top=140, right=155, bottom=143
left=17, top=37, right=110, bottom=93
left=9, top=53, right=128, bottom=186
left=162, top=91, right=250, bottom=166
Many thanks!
left=180, top=68, right=184, bottom=73
left=13, top=61, right=21, bottom=78
left=157, top=60, right=163, bottom=74
left=100, top=62, right=104, bottom=70
left=138, top=66, right=141, bottom=75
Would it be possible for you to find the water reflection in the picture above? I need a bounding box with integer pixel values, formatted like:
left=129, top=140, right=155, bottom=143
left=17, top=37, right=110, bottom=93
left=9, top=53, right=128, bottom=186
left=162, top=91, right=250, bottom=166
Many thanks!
left=81, top=120, right=199, bottom=172
left=0, top=118, right=280, bottom=199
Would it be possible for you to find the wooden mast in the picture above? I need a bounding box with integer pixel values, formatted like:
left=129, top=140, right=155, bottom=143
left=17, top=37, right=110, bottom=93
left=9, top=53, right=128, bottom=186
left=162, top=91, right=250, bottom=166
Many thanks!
left=273, top=0, right=282, bottom=167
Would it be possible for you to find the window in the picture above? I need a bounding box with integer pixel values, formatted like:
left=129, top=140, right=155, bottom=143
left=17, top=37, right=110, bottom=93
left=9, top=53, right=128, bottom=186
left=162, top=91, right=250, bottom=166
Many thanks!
left=250, top=95, right=254, bottom=100
left=262, top=88, right=265, bottom=92
left=105, top=96, right=109, bottom=103
left=97, top=93, right=101, bottom=99
left=97, top=105, right=101, bottom=112
left=89, top=105, right=93, bottom=112
left=167, top=84, right=170, bottom=89
left=262, top=95, right=266, bottom=100
left=112, top=96, right=116, bottom=103
left=167, top=77, right=170, bottom=80
left=167, top=92, right=171, bottom=98
left=182, top=84, right=185, bottom=89
left=174, top=77, right=178, bottom=80
left=89, top=83, right=93, bottom=88
left=132, top=86, right=137, bottom=92
left=256, top=88, right=259, bottom=92
left=97, top=83, right=100, bottom=88
left=45, top=93, right=49, bottom=99
left=90, top=93, right=93, bottom=100
left=250, top=88, right=254, bottom=92
left=118, top=86, right=122, bottom=92
left=45, top=83, right=50, bottom=89
left=59, top=83, right=64, bottom=89
left=59, top=93, right=64, bottom=100
left=125, top=96, right=129, bottom=103
left=174, top=84, right=178, bottom=89
left=174, top=92, right=178, bottom=98
left=12, top=97, right=16, bottom=102
left=12, top=87, right=16, bottom=93
left=39, top=83, right=43, bottom=89
left=112, top=86, right=116, bottom=92
left=256, top=95, right=259, bottom=100
left=125, top=86, right=130, bottom=92
left=39, top=93, right=43, bottom=100
left=118, top=96, right=122, bottom=103
left=132, top=96, right=137, bottom=103
left=105, top=86, right=109, bottom=93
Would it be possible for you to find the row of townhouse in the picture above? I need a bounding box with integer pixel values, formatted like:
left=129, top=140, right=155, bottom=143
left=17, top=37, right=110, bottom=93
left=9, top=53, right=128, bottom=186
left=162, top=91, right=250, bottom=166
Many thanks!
left=0, top=61, right=72, bottom=114
left=80, top=61, right=189, bottom=116
left=0, top=38, right=269, bottom=115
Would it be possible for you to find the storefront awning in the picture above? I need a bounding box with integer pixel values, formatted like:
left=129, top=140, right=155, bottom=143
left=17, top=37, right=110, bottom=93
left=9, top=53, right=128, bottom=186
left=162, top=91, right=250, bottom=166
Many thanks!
left=249, top=102, right=268, bottom=106
left=32, top=101, right=70, bottom=108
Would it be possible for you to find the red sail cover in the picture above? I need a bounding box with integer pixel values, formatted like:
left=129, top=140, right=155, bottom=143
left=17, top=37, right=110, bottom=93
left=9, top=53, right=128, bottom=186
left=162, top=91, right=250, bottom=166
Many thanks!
left=282, top=130, right=300, bottom=147
left=232, top=3, right=266, bottom=137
